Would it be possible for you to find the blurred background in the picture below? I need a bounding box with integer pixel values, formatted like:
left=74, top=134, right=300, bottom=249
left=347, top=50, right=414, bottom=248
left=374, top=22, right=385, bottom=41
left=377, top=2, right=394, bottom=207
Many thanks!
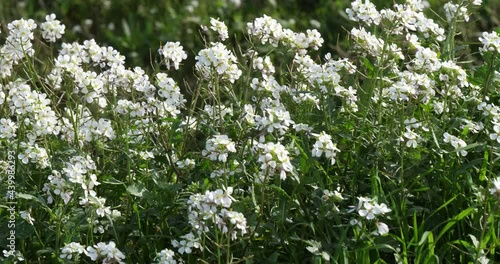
left=1, top=0, right=499, bottom=71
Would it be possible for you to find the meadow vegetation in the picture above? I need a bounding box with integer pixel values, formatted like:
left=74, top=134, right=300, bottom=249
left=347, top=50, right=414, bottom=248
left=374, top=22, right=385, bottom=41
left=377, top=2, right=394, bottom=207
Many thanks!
left=1, top=0, right=500, bottom=263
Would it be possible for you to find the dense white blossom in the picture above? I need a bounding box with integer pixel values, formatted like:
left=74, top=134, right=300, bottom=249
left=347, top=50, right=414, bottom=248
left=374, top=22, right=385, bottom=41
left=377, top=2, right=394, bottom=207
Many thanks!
left=159, top=42, right=187, bottom=70
left=311, top=131, right=340, bottom=165
left=41, top=13, right=65, bottom=42
left=195, top=42, right=242, bottom=83
left=479, top=31, right=500, bottom=54
left=257, top=142, right=293, bottom=180
left=60, top=242, right=85, bottom=260
left=85, top=241, right=125, bottom=263
left=210, top=17, right=229, bottom=41
left=346, top=0, right=381, bottom=25
left=153, top=249, right=178, bottom=264
left=202, top=134, right=237, bottom=162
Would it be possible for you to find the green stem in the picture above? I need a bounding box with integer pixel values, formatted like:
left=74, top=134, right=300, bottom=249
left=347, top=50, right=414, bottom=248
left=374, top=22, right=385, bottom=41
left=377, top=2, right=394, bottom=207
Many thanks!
left=482, top=54, right=496, bottom=100
left=475, top=143, right=494, bottom=263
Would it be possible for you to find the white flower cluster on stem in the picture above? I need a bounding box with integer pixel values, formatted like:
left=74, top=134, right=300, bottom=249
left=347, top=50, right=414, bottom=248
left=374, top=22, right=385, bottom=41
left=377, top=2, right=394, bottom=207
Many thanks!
left=311, top=131, right=340, bottom=165
left=158, top=42, right=187, bottom=70
left=195, top=42, right=242, bottom=83
left=256, top=142, right=293, bottom=180
left=202, top=134, right=237, bottom=162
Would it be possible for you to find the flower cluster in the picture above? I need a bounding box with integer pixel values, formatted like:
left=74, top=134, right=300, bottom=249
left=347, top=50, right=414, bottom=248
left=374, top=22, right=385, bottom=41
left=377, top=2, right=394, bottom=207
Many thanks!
left=43, top=155, right=96, bottom=204
left=256, top=142, right=294, bottom=180
left=0, top=118, right=18, bottom=139
left=6, top=79, right=60, bottom=137
left=172, top=233, right=202, bottom=255
left=346, top=0, right=381, bottom=25
left=153, top=249, right=178, bottom=264
left=479, top=31, right=500, bottom=54
left=60, top=241, right=125, bottom=263
left=443, top=132, right=468, bottom=156
left=40, top=13, right=65, bottom=42
left=349, top=197, right=392, bottom=236
left=175, top=187, right=247, bottom=254
left=18, top=141, right=50, bottom=168
left=60, top=107, right=116, bottom=145
left=202, top=134, right=237, bottom=162
left=85, top=241, right=125, bottom=263
left=311, top=131, right=340, bottom=165
left=156, top=72, right=186, bottom=117
left=159, top=42, right=188, bottom=70
left=209, top=17, right=229, bottom=41
left=247, top=15, right=324, bottom=53
left=60, top=242, right=86, bottom=260
left=195, top=42, right=242, bottom=83
left=350, top=27, right=404, bottom=61
left=254, top=104, right=294, bottom=136
left=3, top=18, right=37, bottom=66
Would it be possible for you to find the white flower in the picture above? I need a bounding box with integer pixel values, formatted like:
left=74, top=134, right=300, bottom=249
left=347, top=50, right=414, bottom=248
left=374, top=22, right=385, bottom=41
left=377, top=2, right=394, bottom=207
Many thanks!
left=443, top=132, right=468, bottom=156
left=355, top=197, right=391, bottom=220
left=403, top=128, right=419, bottom=148
left=105, top=242, right=126, bottom=263
left=311, top=131, right=340, bottom=165
left=195, top=43, right=242, bottom=83
left=41, top=13, right=65, bottom=42
left=444, top=2, right=469, bottom=22
left=172, top=233, right=201, bottom=254
left=479, top=31, right=500, bottom=54
left=257, top=142, right=293, bottom=180
left=253, top=55, right=275, bottom=75
left=176, top=158, right=195, bottom=169
left=322, top=187, right=344, bottom=202
left=375, top=221, right=390, bottom=236
left=247, top=15, right=284, bottom=47
left=346, top=0, right=381, bottom=25
left=490, top=177, right=500, bottom=195
left=154, top=249, right=177, bottom=264
left=202, top=134, right=237, bottom=162
left=2, top=250, right=24, bottom=261
left=20, top=210, right=35, bottom=225
left=85, top=241, right=125, bottom=263
left=0, top=118, right=17, bottom=139
left=0, top=88, right=5, bottom=104
left=85, top=245, right=100, bottom=261
left=489, top=122, right=500, bottom=143
left=60, top=242, right=85, bottom=260
left=210, top=17, right=229, bottom=41
left=358, top=202, right=377, bottom=220
left=159, top=42, right=187, bottom=70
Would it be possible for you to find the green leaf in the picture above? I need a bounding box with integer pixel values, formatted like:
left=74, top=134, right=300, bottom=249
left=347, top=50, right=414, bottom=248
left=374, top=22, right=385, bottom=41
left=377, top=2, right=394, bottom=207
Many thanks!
left=127, top=183, right=147, bottom=197
left=36, top=248, right=54, bottom=256
left=121, top=18, right=131, bottom=39
left=418, top=231, right=432, bottom=246
left=480, top=149, right=489, bottom=181
left=268, top=184, right=292, bottom=201
left=360, top=57, right=374, bottom=72
left=16, top=193, right=37, bottom=200
left=103, top=177, right=125, bottom=185
left=436, top=207, right=475, bottom=242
